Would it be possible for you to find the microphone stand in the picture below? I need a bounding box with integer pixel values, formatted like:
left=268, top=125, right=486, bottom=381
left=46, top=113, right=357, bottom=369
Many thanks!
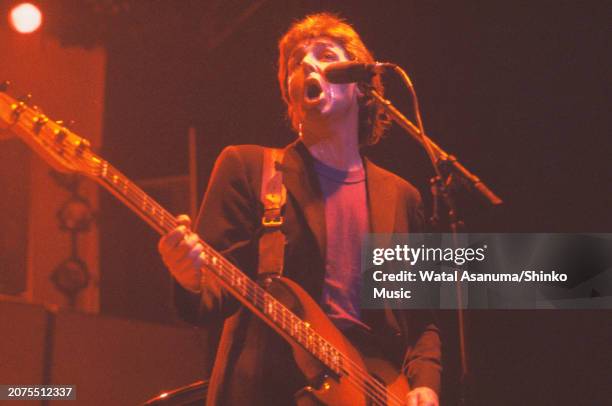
left=361, top=67, right=503, bottom=405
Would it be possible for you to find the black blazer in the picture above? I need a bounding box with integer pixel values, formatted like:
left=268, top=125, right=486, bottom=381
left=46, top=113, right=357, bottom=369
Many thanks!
left=175, top=141, right=441, bottom=405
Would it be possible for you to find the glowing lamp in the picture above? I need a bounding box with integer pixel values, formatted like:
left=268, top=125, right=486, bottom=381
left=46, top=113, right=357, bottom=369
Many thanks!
left=9, top=3, right=43, bottom=34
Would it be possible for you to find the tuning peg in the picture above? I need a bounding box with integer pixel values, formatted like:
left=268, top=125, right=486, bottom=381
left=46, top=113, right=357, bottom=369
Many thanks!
left=11, top=97, right=28, bottom=120
left=32, top=114, right=49, bottom=134
left=0, top=81, right=10, bottom=92
left=76, top=138, right=91, bottom=155
left=53, top=128, right=67, bottom=144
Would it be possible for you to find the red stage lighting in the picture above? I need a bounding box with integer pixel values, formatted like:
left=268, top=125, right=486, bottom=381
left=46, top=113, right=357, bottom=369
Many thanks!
left=9, top=2, right=43, bottom=34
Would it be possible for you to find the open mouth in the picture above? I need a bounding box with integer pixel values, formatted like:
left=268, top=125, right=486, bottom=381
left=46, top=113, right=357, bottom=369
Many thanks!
left=304, top=78, right=323, bottom=102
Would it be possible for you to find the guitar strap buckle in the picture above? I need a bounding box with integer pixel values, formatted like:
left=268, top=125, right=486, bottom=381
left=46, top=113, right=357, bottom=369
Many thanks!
left=261, top=190, right=286, bottom=228
left=258, top=148, right=287, bottom=278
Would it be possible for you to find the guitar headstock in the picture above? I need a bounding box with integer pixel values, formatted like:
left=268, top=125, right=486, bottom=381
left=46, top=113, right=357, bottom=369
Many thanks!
left=0, top=82, right=101, bottom=177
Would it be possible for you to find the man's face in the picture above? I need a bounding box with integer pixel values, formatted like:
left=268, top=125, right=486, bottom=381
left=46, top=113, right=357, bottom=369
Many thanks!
left=286, top=37, right=360, bottom=128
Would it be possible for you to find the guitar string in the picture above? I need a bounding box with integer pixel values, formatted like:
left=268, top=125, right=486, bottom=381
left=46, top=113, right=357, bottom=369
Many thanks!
left=24, top=117, right=405, bottom=406
left=91, top=157, right=405, bottom=406
left=97, top=158, right=404, bottom=405
left=34, top=136, right=402, bottom=406
left=84, top=153, right=404, bottom=406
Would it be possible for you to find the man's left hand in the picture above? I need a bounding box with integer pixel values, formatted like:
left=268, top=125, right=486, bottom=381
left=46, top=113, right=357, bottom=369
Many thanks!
left=405, top=386, right=439, bottom=406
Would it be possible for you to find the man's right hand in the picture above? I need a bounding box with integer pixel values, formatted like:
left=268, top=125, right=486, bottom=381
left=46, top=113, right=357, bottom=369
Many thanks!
left=158, top=214, right=206, bottom=293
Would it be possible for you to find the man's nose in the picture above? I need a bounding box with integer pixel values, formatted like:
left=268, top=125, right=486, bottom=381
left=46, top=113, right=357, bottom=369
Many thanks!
left=300, top=54, right=319, bottom=74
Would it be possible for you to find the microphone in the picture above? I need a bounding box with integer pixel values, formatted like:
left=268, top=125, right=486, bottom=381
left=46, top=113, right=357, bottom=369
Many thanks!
left=323, top=61, right=390, bottom=84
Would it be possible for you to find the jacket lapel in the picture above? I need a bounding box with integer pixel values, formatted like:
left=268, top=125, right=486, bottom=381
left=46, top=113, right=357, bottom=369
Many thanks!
left=281, top=141, right=327, bottom=260
left=363, top=159, right=400, bottom=331
left=365, top=158, right=398, bottom=234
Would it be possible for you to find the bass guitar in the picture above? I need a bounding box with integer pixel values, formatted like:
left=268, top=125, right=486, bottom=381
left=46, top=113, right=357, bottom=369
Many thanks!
left=0, top=85, right=410, bottom=406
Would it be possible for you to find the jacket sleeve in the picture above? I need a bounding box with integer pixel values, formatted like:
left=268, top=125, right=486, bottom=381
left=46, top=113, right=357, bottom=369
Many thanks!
left=402, top=319, right=442, bottom=394
left=174, top=145, right=260, bottom=326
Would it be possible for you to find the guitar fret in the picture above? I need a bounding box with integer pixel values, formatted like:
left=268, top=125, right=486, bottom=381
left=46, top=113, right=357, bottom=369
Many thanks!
left=299, top=323, right=308, bottom=347
left=315, top=336, right=322, bottom=358
left=324, top=343, right=331, bottom=365
left=307, top=330, right=314, bottom=351
left=280, top=308, right=286, bottom=329
left=281, top=308, right=289, bottom=331
left=293, top=318, right=301, bottom=338
left=323, top=345, right=329, bottom=365
left=264, top=294, right=273, bottom=317
left=232, top=272, right=248, bottom=296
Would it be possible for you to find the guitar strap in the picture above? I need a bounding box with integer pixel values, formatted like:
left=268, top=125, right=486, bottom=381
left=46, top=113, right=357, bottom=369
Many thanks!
left=258, top=147, right=287, bottom=280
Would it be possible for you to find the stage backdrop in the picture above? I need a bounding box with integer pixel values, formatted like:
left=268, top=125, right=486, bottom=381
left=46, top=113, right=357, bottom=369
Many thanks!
left=0, top=25, right=106, bottom=313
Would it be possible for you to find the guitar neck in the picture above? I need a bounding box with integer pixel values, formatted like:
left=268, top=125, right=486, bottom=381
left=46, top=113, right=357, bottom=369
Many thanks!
left=88, top=155, right=344, bottom=375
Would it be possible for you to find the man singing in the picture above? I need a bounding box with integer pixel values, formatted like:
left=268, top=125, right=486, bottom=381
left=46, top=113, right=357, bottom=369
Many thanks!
left=158, top=13, right=441, bottom=406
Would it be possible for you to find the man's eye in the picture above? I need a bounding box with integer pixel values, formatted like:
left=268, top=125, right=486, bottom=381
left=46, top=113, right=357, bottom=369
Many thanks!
left=321, top=51, right=338, bottom=61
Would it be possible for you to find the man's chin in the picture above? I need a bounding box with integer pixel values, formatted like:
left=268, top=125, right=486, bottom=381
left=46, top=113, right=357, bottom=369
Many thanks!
left=302, top=107, right=333, bottom=124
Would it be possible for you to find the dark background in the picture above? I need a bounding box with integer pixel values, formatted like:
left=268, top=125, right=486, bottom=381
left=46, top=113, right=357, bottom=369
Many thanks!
left=5, top=0, right=611, bottom=404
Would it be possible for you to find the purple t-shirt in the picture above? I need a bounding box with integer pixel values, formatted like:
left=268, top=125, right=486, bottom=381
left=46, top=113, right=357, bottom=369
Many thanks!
left=313, top=159, right=370, bottom=331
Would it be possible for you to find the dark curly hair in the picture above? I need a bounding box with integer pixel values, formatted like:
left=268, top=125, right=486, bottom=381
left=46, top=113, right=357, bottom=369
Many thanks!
left=278, top=13, right=389, bottom=146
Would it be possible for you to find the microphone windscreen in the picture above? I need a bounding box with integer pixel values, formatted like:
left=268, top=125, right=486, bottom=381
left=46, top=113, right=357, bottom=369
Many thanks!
left=324, top=62, right=375, bottom=84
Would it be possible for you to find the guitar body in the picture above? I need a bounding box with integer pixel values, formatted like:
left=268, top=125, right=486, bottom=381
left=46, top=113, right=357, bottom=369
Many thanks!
left=266, top=277, right=409, bottom=406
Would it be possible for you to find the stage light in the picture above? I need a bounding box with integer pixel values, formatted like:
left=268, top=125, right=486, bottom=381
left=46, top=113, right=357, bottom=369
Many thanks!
left=9, top=2, right=43, bottom=34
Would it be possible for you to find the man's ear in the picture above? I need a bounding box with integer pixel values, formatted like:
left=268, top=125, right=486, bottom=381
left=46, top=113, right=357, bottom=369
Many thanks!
left=289, top=107, right=301, bottom=132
